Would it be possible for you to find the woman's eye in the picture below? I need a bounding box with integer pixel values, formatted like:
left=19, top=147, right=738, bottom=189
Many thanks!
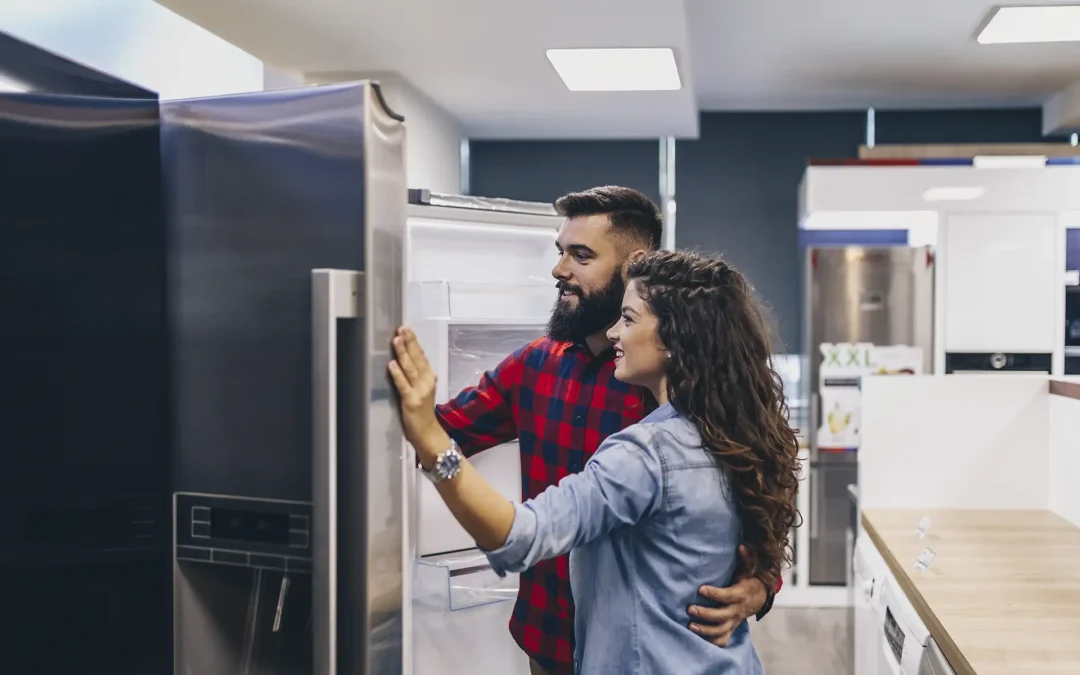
left=622, top=315, right=632, bottom=324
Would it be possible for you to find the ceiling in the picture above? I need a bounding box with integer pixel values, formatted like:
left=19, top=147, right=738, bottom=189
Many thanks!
left=154, top=0, right=1080, bottom=139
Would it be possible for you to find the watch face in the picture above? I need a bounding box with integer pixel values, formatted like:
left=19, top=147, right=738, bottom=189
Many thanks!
left=436, top=447, right=463, bottom=478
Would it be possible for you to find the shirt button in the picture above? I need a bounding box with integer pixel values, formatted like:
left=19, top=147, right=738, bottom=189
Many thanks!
left=574, top=414, right=583, bottom=423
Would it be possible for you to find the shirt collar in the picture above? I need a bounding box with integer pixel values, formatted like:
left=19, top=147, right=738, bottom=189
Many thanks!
left=642, top=401, right=679, bottom=423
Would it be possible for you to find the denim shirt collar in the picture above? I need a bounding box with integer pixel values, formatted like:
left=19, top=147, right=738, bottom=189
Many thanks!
left=641, top=401, right=679, bottom=424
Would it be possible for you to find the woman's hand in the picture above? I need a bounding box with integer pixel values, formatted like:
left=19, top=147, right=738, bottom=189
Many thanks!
left=387, top=327, right=444, bottom=455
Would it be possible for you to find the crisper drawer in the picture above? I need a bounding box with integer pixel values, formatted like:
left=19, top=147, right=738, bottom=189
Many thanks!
left=413, top=551, right=528, bottom=675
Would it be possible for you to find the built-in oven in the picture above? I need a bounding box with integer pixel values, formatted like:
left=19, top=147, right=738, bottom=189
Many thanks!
left=1066, top=284, right=1080, bottom=375
left=945, top=352, right=1052, bottom=374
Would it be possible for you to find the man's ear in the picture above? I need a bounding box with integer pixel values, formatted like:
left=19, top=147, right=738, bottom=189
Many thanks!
left=628, top=249, right=648, bottom=264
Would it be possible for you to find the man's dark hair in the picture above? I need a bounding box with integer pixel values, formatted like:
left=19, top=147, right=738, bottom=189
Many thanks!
left=554, top=185, right=663, bottom=251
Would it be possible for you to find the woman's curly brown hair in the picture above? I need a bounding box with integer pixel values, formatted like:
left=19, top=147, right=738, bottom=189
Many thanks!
left=627, top=250, right=801, bottom=588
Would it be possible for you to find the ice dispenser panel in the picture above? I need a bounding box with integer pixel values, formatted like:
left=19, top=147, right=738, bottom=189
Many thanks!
left=174, top=494, right=313, bottom=675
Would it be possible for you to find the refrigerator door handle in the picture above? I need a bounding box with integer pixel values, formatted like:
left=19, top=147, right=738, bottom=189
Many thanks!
left=809, top=465, right=820, bottom=541
left=312, top=269, right=364, bottom=675
left=808, top=391, right=820, bottom=463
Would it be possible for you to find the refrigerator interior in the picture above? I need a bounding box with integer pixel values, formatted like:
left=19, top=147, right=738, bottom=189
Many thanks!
left=406, top=203, right=559, bottom=675
left=0, top=75, right=171, bottom=673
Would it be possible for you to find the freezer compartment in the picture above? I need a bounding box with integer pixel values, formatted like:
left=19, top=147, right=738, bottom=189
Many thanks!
left=412, top=551, right=528, bottom=675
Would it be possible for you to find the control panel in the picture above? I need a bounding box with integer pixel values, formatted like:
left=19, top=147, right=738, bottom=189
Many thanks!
left=174, top=492, right=312, bottom=574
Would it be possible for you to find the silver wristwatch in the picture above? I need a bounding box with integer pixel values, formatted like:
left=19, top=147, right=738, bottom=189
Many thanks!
left=421, top=440, right=464, bottom=484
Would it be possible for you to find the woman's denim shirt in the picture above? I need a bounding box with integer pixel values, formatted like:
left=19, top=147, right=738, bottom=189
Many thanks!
left=486, top=403, right=764, bottom=675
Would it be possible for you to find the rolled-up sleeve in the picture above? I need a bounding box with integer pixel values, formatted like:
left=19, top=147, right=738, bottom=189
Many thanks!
left=485, top=425, right=664, bottom=577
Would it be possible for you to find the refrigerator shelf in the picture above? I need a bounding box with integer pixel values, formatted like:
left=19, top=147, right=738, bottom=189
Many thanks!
left=413, top=549, right=518, bottom=612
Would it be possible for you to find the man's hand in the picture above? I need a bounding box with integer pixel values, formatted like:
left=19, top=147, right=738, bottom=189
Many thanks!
left=686, top=546, right=769, bottom=647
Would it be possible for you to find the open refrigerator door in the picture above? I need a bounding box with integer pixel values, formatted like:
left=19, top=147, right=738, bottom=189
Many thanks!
left=405, top=192, right=560, bottom=675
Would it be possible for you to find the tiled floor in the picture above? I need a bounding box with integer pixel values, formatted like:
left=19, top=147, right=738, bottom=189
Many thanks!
left=751, top=607, right=853, bottom=675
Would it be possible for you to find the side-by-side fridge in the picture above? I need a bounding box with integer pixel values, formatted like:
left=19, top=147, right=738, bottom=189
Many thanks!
left=406, top=191, right=562, bottom=675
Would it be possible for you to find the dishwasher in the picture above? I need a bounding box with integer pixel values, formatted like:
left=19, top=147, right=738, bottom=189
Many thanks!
left=879, top=575, right=957, bottom=675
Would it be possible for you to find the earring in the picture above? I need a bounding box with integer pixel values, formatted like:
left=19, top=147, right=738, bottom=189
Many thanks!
left=666, top=352, right=672, bottom=361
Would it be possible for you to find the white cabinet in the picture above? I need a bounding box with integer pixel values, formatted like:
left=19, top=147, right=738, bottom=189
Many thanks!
left=942, top=213, right=1059, bottom=353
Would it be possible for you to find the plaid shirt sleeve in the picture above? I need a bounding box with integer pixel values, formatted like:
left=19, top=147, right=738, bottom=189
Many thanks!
left=435, top=342, right=531, bottom=457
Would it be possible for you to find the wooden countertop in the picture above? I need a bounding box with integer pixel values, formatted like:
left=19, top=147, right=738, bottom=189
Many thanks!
left=861, top=509, right=1080, bottom=675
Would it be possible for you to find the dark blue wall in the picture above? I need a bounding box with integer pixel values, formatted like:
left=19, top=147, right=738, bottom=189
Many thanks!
left=468, top=108, right=1050, bottom=352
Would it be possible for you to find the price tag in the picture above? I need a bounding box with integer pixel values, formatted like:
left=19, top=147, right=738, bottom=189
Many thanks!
left=915, top=516, right=932, bottom=540
left=914, top=547, right=936, bottom=573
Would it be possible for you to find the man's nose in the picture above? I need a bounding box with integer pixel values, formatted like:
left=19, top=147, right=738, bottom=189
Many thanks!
left=552, top=257, right=571, bottom=281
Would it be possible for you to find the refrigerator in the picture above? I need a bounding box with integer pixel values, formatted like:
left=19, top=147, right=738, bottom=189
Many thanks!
left=802, top=246, right=934, bottom=586
left=163, top=82, right=408, bottom=675
left=405, top=190, right=562, bottom=675
left=0, top=42, right=171, bottom=675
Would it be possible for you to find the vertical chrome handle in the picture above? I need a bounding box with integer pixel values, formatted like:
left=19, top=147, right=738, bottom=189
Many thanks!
left=808, top=466, right=820, bottom=541
left=313, top=269, right=363, bottom=675
left=808, top=391, right=820, bottom=463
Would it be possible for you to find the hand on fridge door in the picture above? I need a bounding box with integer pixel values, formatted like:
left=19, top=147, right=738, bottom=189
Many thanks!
left=687, top=546, right=777, bottom=646
left=388, top=326, right=446, bottom=458
left=389, top=326, right=517, bottom=551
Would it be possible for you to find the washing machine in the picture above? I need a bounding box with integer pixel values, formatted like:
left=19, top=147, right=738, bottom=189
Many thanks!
left=879, top=575, right=957, bottom=675
left=852, top=536, right=890, bottom=675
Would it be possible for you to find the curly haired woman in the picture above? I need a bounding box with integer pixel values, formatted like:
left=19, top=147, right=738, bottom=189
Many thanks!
left=389, top=250, right=801, bottom=674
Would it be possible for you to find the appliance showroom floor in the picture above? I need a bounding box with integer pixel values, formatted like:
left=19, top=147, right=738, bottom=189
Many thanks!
left=752, top=608, right=852, bottom=675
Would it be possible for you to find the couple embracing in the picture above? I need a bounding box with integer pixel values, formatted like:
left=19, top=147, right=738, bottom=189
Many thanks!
left=389, top=186, right=800, bottom=675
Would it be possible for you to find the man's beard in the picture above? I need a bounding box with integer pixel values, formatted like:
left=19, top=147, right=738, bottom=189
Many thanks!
left=546, top=273, right=625, bottom=344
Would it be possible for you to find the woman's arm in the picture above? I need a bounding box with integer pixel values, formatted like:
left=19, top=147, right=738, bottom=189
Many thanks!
left=388, top=327, right=664, bottom=568
left=410, top=424, right=517, bottom=552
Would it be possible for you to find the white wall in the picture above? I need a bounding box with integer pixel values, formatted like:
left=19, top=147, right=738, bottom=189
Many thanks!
left=308, top=71, right=464, bottom=194
left=0, top=0, right=264, bottom=99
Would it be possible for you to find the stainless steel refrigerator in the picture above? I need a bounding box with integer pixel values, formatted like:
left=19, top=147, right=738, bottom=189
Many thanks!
left=802, top=246, right=934, bottom=586
left=164, top=81, right=407, bottom=675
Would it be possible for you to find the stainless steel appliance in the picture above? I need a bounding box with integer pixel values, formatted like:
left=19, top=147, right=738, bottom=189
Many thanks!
left=1, top=34, right=170, bottom=675
left=164, top=82, right=407, bottom=675
left=802, top=246, right=934, bottom=586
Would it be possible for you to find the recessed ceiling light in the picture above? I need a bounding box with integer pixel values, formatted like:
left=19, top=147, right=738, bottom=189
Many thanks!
left=977, top=5, right=1080, bottom=44
left=546, top=48, right=681, bottom=92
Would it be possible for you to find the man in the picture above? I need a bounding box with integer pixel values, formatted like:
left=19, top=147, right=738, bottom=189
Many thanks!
left=436, top=186, right=779, bottom=675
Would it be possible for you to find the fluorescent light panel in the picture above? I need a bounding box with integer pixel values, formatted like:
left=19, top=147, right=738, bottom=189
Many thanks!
left=978, top=5, right=1080, bottom=44
left=546, top=48, right=681, bottom=92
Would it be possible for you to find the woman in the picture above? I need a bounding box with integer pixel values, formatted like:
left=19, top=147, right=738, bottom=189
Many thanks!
left=389, top=250, right=800, bottom=674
